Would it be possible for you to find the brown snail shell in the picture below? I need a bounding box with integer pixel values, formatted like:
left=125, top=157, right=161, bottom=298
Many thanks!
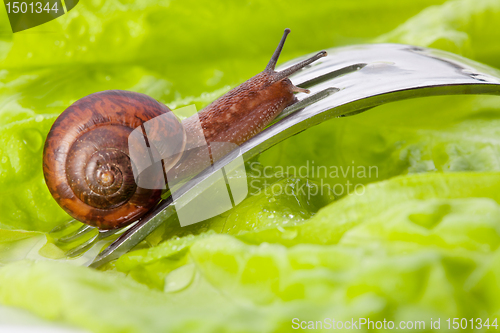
left=43, top=90, right=185, bottom=230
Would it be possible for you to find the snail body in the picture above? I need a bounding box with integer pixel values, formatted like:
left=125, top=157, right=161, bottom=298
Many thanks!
left=43, top=29, right=327, bottom=229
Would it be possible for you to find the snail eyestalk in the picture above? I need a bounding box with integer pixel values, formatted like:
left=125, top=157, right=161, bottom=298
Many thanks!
left=265, top=28, right=291, bottom=71
left=273, top=51, right=327, bottom=81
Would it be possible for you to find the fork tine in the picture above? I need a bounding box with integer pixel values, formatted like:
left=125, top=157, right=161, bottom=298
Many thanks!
left=57, top=225, right=94, bottom=244
left=64, top=227, right=122, bottom=258
left=272, top=87, right=339, bottom=124
left=49, top=219, right=82, bottom=233
left=65, top=233, right=100, bottom=257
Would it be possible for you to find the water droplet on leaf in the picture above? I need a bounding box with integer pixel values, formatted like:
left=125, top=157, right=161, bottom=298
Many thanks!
left=164, top=264, right=196, bottom=293
left=277, top=226, right=298, bottom=240
left=22, top=129, right=43, bottom=153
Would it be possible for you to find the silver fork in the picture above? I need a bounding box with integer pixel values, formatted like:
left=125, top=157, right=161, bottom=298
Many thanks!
left=49, top=43, right=500, bottom=267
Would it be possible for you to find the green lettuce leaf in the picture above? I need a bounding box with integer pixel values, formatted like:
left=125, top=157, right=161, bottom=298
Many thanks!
left=2, top=172, right=500, bottom=332
left=376, top=0, right=500, bottom=69
left=115, top=172, right=500, bottom=279
left=1, top=0, right=500, bottom=331
left=0, top=115, right=70, bottom=231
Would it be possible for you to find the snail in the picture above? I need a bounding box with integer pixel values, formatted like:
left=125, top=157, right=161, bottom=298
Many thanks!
left=43, top=29, right=327, bottom=230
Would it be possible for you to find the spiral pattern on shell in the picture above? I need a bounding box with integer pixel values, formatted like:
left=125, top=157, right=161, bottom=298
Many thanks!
left=43, top=90, right=185, bottom=230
